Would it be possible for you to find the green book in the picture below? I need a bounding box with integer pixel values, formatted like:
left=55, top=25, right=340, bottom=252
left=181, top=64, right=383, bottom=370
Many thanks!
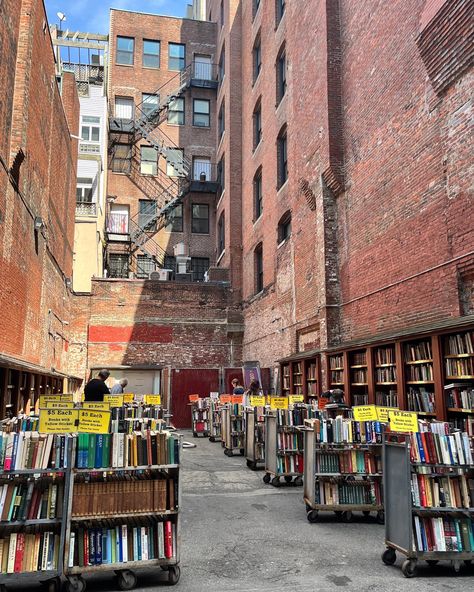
left=102, top=434, right=111, bottom=468
left=87, top=434, right=96, bottom=470
left=111, top=528, right=116, bottom=563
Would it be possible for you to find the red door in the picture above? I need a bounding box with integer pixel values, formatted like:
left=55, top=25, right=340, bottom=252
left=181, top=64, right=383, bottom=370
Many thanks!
left=171, top=369, right=219, bottom=428
left=224, top=368, right=244, bottom=393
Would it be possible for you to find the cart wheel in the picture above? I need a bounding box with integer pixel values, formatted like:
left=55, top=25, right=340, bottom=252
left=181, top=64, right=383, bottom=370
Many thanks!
left=342, top=511, right=353, bottom=523
left=362, top=510, right=371, bottom=517
left=193, top=432, right=198, bottom=438
left=48, top=578, right=61, bottom=592
left=294, top=476, right=303, bottom=486
left=334, top=511, right=343, bottom=521
left=65, top=576, right=86, bottom=592
left=381, top=548, right=396, bottom=566
left=426, top=560, right=438, bottom=566
left=168, top=565, right=181, bottom=585
left=401, top=559, right=417, bottom=578
left=284, top=475, right=293, bottom=484
left=271, top=476, right=281, bottom=487
left=376, top=510, right=385, bottom=525
left=117, top=570, right=137, bottom=591
left=209, top=436, right=216, bottom=443
left=307, top=510, right=319, bottom=523
left=160, top=566, right=169, bottom=571
left=263, top=473, right=271, bottom=484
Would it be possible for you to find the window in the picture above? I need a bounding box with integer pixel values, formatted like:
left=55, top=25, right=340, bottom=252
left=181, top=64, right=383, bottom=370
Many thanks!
left=112, top=143, right=132, bottom=174
left=253, top=0, right=261, bottom=18
left=253, top=35, right=261, bottom=82
left=168, top=43, right=185, bottom=71
left=254, top=243, right=263, bottom=293
left=136, top=255, right=156, bottom=279
left=143, top=39, right=160, bottom=68
left=141, top=93, right=159, bottom=118
left=253, top=100, right=262, bottom=148
left=168, top=97, right=184, bottom=125
left=81, top=116, right=100, bottom=143
left=116, top=36, right=134, bottom=65
left=276, top=0, right=285, bottom=26
left=218, top=101, right=225, bottom=141
left=115, top=97, right=134, bottom=119
left=277, top=127, right=288, bottom=188
left=166, top=204, right=183, bottom=232
left=254, top=168, right=263, bottom=220
left=278, top=211, right=291, bottom=243
left=164, top=255, right=176, bottom=277
left=193, top=99, right=210, bottom=127
left=218, top=47, right=225, bottom=84
left=138, top=200, right=157, bottom=230
left=140, top=146, right=157, bottom=175
left=193, top=157, right=211, bottom=181
left=220, top=0, right=224, bottom=27
left=217, top=155, right=225, bottom=195
left=218, top=211, right=225, bottom=256
left=191, top=257, right=210, bottom=282
left=108, top=254, right=129, bottom=278
left=166, top=148, right=185, bottom=177
left=76, top=177, right=93, bottom=203
left=192, top=204, right=209, bottom=234
left=276, top=47, right=286, bottom=104
left=194, top=55, right=212, bottom=80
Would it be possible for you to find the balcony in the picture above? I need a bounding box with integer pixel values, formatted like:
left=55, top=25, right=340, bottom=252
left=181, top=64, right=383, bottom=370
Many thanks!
left=106, top=212, right=130, bottom=242
left=79, top=142, right=101, bottom=155
left=190, top=61, right=218, bottom=90
left=76, top=202, right=97, bottom=217
left=62, top=62, right=104, bottom=84
left=190, top=161, right=219, bottom=194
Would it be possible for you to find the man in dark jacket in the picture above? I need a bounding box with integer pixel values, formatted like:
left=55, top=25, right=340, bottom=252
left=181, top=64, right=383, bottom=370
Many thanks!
left=84, top=369, right=110, bottom=402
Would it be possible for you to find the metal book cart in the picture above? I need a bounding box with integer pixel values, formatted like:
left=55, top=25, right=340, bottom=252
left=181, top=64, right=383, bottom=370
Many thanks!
left=62, top=434, right=182, bottom=591
left=263, top=412, right=304, bottom=486
left=244, top=408, right=265, bottom=470
left=208, top=400, right=222, bottom=443
left=190, top=401, right=209, bottom=438
left=303, top=428, right=384, bottom=523
left=221, top=404, right=244, bottom=457
left=0, top=439, right=73, bottom=592
left=381, top=436, right=474, bottom=577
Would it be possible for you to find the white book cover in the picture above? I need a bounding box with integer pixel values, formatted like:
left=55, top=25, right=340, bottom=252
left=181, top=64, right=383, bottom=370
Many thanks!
left=121, top=525, right=128, bottom=563
left=132, top=527, right=138, bottom=561
left=0, top=485, right=8, bottom=517
left=68, top=533, right=75, bottom=567
left=124, top=435, right=129, bottom=468
left=414, top=516, right=423, bottom=551
left=157, top=522, right=164, bottom=559
left=437, top=517, right=446, bottom=552
left=118, top=434, right=125, bottom=468
left=41, top=435, right=54, bottom=469
left=14, top=433, right=24, bottom=470
left=454, top=431, right=465, bottom=465
left=7, top=533, right=17, bottom=573
left=41, top=532, right=50, bottom=571
left=462, top=434, right=473, bottom=464
left=448, top=435, right=458, bottom=464
left=141, top=527, right=148, bottom=561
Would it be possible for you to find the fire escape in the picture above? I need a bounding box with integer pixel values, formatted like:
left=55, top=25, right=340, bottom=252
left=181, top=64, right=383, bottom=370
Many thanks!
left=107, top=61, right=218, bottom=278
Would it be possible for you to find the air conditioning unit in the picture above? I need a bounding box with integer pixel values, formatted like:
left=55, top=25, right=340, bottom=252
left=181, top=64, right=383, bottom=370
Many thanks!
left=150, top=269, right=171, bottom=281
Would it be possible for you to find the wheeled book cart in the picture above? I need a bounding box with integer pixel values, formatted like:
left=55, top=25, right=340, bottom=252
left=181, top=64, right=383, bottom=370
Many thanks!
left=222, top=404, right=244, bottom=456
left=244, top=408, right=265, bottom=470
left=208, top=400, right=222, bottom=443
left=63, top=434, right=182, bottom=590
left=303, top=428, right=384, bottom=523
left=190, top=400, right=209, bottom=438
left=263, top=412, right=304, bottom=486
left=381, top=435, right=474, bottom=577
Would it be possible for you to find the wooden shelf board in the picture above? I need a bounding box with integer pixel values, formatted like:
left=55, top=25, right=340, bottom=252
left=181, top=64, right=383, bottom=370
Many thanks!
left=330, top=367, right=344, bottom=371
left=405, top=359, right=433, bottom=365
left=446, top=375, right=474, bottom=379
left=350, top=364, right=367, bottom=369
left=445, top=353, right=474, bottom=358
left=411, top=411, right=436, bottom=416
left=375, top=363, right=396, bottom=367
left=406, top=381, right=434, bottom=384
left=351, top=383, right=368, bottom=386
left=375, top=382, right=397, bottom=385
left=306, top=378, right=318, bottom=382
left=331, top=383, right=345, bottom=386
left=447, top=408, right=474, bottom=414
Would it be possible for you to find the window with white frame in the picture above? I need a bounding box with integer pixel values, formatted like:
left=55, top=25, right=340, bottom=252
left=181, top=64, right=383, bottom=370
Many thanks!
left=81, top=116, right=100, bottom=143
left=166, top=148, right=185, bottom=177
left=76, top=177, right=93, bottom=203
left=115, top=97, right=134, bottom=119
left=140, top=146, right=158, bottom=175
left=168, top=97, right=185, bottom=125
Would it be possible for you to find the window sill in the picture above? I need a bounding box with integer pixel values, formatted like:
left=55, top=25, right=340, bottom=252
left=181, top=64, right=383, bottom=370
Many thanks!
left=217, top=131, right=226, bottom=150
left=252, top=72, right=262, bottom=88
left=277, top=237, right=290, bottom=249
left=253, top=139, right=263, bottom=155
left=216, top=249, right=225, bottom=265
left=277, top=179, right=289, bottom=194
left=191, top=232, right=210, bottom=236
left=253, top=213, right=263, bottom=226
left=166, top=122, right=185, bottom=127
left=142, top=65, right=160, bottom=70
left=275, top=94, right=287, bottom=113
left=192, top=125, right=211, bottom=130
left=274, top=13, right=286, bottom=32
left=115, top=62, right=134, bottom=67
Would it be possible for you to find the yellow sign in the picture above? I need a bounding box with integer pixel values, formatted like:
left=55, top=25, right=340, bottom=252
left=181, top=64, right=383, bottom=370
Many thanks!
left=78, top=409, right=111, bottom=434
left=270, top=396, right=288, bottom=410
left=123, top=393, right=134, bottom=403
left=376, top=406, right=399, bottom=422
left=289, top=395, right=304, bottom=405
left=388, top=410, right=419, bottom=433
left=145, top=395, right=161, bottom=405
left=43, top=401, right=75, bottom=410
left=250, top=395, right=266, bottom=407
left=353, top=405, right=378, bottom=422
left=40, top=394, right=74, bottom=405
left=39, top=408, right=78, bottom=433
left=82, top=402, right=110, bottom=411
left=104, top=394, right=124, bottom=407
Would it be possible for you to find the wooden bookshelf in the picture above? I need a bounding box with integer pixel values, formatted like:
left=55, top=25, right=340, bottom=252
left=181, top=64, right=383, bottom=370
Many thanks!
left=327, top=353, right=344, bottom=389
left=281, top=363, right=290, bottom=395
left=403, top=337, right=437, bottom=416
left=349, top=348, right=370, bottom=406
left=292, top=361, right=303, bottom=395
left=442, top=328, right=474, bottom=428
left=374, top=344, right=398, bottom=408
left=279, top=355, right=320, bottom=401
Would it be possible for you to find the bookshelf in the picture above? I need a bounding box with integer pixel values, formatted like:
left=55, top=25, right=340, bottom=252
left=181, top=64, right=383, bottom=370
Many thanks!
left=190, top=399, right=210, bottom=438
left=280, top=356, right=320, bottom=401
left=305, top=359, right=319, bottom=399
left=222, top=403, right=244, bottom=456
left=328, top=353, right=345, bottom=389
left=244, top=407, right=265, bottom=470
left=281, top=363, right=290, bottom=396
left=404, top=338, right=436, bottom=416
left=292, top=362, right=303, bottom=396
left=208, top=399, right=222, bottom=443
left=374, top=344, right=398, bottom=408
left=349, top=349, right=370, bottom=406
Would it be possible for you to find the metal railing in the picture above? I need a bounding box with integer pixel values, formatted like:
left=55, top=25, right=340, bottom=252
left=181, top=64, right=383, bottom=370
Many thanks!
left=79, top=142, right=101, bottom=154
left=62, top=62, right=104, bottom=83
left=75, top=202, right=97, bottom=217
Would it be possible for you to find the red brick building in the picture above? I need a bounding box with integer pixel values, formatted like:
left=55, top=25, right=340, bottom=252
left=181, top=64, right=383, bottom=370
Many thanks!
left=0, top=0, right=81, bottom=415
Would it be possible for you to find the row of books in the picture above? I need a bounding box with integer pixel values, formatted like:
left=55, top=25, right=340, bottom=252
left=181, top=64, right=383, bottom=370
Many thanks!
left=411, top=473, right=473, bottom=509
left=229, top=434, right=244, bottom=450
left=375, top=347, right=395, bottom=365
left=315, top=451, right=382, bottom=475
left=445, top=332, right=474, bottom=356
left=407, top=387, right=435, bottom=413
left=75, top=432, right=179, bottom=469
left=110, top=406, right=164, bottom=420
left=230, top=403, right=244, bottom=417
left=0, top=531, right=59, bottom=573
left=329, top=355, right=343, bottom=369
left=307, top=362, right=318, bottom=380
left=276, top=407, right=317, bottom=427
left=110, top=418, right=166, bottom=434
left=413, top=516, right=474, bottom=552
left=406, top=363, right=433, bottom=382
left=452, top=416, right=474, bottom=437
left=71, top=477, right=176, bottom=517
left=315, top=479, right=382, bottom=506
left=276, top=453, right=303, bottom=475
left=330, top=370, right=344, bottom=384
left=375, top=390, right=398, bottom=407
left=277, top=431, right=303, bottom=452
left=445, top=385, right=474, bottom=410
left=70, top=521, right=175, bottom=567
left=351, top=352, right=366, bottom=366
left=0, top=433, right=71, bottom=471
left=410, top=424, right=473, bottom=465
left=191, top=399, right=206, bottom=410
left=376, top=367, right=397, bottom=383
left=0, top=481, right=64, bottom=522
left=446, top=357, right=474, bottom=377
left=230, top=419, right=243, bottom=432
left=405, top=340, right=432, bottom=363
left=310, top=418, right=384, bottom=444
left=1, top=416, right=40, bottom=433
left=352, top=369, right=367, bottom=383
left=352, top=394, right=369, bottom=405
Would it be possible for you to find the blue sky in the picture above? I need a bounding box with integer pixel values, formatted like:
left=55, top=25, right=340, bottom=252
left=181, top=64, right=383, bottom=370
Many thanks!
left=45, top=0, right=189, bottom=34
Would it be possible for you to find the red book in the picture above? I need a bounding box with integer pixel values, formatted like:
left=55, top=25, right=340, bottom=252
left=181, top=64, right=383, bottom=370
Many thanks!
left=420, top=433, right=431, bottom=463
left=14, top=533, right=25, bottom=573
left=164, top=521, right=173, bottom=559
left=84, top=530, right=89, bottom=565
left=26, top=489, right=39, bottom=520
left=418, top=475, right=427, bottom=507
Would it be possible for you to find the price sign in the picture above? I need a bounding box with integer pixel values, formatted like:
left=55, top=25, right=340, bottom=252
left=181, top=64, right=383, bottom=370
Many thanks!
left=40, top=395, right=74, bottom=405
left=82, top=402, right=110, bottom=411
left=188, top=394, right=200, bottom=402
left=78, top=409, right=111, bottom=434
left=388, top=410, right=419, bottom=433
left=250, top=395, right=266, bottom=407
left=43, top=401, right=75, bottom=410
left=39, top=408, right=78, bottom=433
left=231, top=394, right=243, bottom=404
left=123, top=393, right=134, bottom=403
left=270, top=397, right=288, bottom=410
left=145, top=395, right=161, bottom=405
left=220, top=394, right=232, bottom=404
left=289, top=395, right=304, bottom=405
left=318, top=397, right=330, bottom=410
left=104, top=394, right=124, bottom=407
left=376, top=406, right=398, bottom=422
left=353, top=405, right=378, bottom=422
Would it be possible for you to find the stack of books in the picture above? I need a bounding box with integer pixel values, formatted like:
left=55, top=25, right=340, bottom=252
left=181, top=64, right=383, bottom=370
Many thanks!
left=0, top=432, right=71, bottom=471
left=413, top=516, right=474, bottom=552
left=0, top=532, right=60, bottom=573
left=410, top=422, right=473, bottom=465
left=315, top=479, right=382, bottom=505
left=316, top=450, right=381, bottom=474
left=0, top=481, right=64, bottom=521
left=306, top=417, right=384, bottom=444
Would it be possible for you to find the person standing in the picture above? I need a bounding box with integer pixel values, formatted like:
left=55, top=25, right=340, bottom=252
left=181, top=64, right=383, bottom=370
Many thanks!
left=231, top=378, right=245, bottom=395
left=110, top=378, right=128, bottom=394
left=84, top=369, right=110, bottom=402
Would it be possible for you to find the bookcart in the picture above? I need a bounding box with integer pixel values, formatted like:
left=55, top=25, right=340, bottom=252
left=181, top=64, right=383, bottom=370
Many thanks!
left=244, top=407, right=265, bottom=470
left=222, top=403, right=244, bottom=457
left=381, top=429, right=474, bottom=578
left=302, top=419, right=384, bottom=523
left=63, top=430, right=182, bottom=591
left=208, top=399, right=221, bottom=443
left=190, top=399, right=209, bottom=438
left=0, top=430, right=73, bottom=592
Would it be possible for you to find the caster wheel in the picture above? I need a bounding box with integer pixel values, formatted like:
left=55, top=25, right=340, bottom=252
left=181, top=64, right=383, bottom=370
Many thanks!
left=363, top=510, right=371, bottom=517
left=381, top=548, right=396, bottom=566
left=209, top=436, right=216, bottom=443
left=342, top=511, right=353, bottom=523
left=426, top=560, right=439, bottom=566
left=334, top=511, right=343, bottom=521
left=263, top=473, right=271, bottom=484
left=306, top=504, right=312, bottom=512
left=307, top=510, right=319, bottom=523
left=271, top=476, right=280, bottom=487
left=193, top=432, right=198, bottom=438
left=376, top=510, right=385, bottom=524
left=160, top=566, right=169, bottom=571
left=46, top=579, right=60, bottom=592
left=116, top=570, right=137, bottom=591
left=168, top=565, right=181, bottom=585
left=65, top=576, right=86, bottom=592
left=401, top=559, right=417, bottom=578
left=284, top=475, right=293, bottom=484
left=294, top=476, right=303, bottom=486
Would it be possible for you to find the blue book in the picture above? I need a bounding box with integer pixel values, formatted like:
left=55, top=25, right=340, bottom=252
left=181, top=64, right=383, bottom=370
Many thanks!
left=107, top=529, right=113, bottom=564
left=137, top=526, right=142, bottom=560
left=419, top=519, right=428, bottom=551
left=415, top=433, right=426, bottom=463
left=95, top=435, right=103, bottom=469
left=102, top=529, right=108, bottom=564
left=10, top=433, right=19, bottom=470
left=96, top=530, right=102, bottom=565
left=116, top=526, right=122, bottom=563
left=445, top=436, right=455, bottom=465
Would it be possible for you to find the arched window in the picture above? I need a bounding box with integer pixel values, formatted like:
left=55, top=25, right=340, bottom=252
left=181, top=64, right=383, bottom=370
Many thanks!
left=254, top=243, right=263, bottom=293
left=277, top=210, right=291, bottom=244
